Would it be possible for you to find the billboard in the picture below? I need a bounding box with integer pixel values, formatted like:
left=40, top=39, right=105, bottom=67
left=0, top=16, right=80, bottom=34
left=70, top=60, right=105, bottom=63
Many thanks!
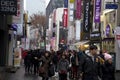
left=83, top=0, right=91, bottom=32
left=0, top=0, right=17, bottom=15
left=76, top=0, right=82, bottom=19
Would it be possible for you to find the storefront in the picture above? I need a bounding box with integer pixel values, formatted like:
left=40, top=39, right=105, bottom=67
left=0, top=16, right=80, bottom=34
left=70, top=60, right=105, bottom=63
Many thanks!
left=101, top=10, right=116, bottom=53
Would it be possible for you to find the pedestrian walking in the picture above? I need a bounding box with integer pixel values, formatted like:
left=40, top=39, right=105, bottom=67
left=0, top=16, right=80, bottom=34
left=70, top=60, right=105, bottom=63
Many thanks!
left=24, top=50, right=32, bottom=74
left=78, top=45, right=102, bottom=80
left=39, top=51, right=52, bottom=80
left=57, top=52, right=69, bottom=80
left=71, top=50, right=79, bottom=79
left=33, top=50, right=40, bottom=75
left=101, top=53, right=115, bottom=80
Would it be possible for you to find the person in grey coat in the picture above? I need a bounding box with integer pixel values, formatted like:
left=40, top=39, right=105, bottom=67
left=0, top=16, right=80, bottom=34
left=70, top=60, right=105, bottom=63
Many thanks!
left=57, top=53, right=69, bottom=80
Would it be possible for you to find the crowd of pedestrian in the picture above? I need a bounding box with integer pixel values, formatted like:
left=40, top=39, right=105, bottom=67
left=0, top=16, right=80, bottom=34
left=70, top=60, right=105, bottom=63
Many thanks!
left=22, top=45, right=115, bottom=80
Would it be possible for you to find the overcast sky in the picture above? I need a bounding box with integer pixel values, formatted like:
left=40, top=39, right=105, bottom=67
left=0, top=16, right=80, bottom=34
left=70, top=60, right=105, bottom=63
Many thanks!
left=25, top=0, right=50, bottom=16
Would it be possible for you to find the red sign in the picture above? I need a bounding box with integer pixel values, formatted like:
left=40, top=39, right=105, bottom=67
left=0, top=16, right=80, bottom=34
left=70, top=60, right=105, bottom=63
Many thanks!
left=116, top=35, right=120, bottom=40
left=76, top=0, right=82, bottom=19
left=63, top=9, right=68, bottom=27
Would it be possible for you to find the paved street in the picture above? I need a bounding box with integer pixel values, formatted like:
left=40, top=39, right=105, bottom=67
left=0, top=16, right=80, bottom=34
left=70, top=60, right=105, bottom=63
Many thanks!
left=0, top=66, right=120, bottom=80
left=0, top=66, right=42, bottom=80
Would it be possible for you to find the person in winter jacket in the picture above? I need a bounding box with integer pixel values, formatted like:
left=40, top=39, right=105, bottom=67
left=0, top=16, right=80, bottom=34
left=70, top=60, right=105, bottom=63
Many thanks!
left=39, top=51, right=52, bottom=80
left=58, top=53, right=69, bottom=80
left=24, top=51, right=32, bottom=73
left=78, top=45, right=102, bottom=80
left=101, top=53, right=115, bottom=80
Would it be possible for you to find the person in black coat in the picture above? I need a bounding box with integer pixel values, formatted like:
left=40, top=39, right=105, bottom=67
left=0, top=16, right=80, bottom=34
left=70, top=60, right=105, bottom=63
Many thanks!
left=24, top=50, right=32, bottom=73
left=78, top=45, right=102, bottom=80
left=102, top=53, right=115, bottom=80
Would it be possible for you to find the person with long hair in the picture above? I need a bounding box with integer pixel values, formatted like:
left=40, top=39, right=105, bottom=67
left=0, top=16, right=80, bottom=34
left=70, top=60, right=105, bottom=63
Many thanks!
left=58, top=51, right=69, bottom=80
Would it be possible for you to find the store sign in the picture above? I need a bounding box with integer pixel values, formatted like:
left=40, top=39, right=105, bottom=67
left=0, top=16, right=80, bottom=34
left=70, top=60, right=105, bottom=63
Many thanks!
left=90, top=32, right=101, bottom=40
left=105, top=4, right=118, bottom=9
left=83, top=0, right=90, bottom=32
left=64, top=0, right=68, bottom=8
left=0, top=0, right=17, bottom=15
left=76, top=0, right=82, bottom=19
left=63, top=9, right=68, bottom=27
left=94, top=0, right=101, bottom=23
left=75, top=20, right=81, bottom=40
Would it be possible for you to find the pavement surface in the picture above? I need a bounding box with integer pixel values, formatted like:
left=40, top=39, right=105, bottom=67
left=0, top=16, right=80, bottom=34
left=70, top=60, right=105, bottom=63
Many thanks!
left=0, top=66, right=120, bottom=80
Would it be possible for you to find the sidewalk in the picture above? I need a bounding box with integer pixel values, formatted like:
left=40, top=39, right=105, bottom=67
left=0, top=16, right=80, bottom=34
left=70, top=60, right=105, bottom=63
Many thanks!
left=115, top=71, right=120, bottom=80
left=0, top=66, right=120, bottom=80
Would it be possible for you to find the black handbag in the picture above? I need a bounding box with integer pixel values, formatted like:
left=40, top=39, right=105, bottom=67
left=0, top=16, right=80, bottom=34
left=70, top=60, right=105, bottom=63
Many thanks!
left=48, top=64, right=55, bottom=77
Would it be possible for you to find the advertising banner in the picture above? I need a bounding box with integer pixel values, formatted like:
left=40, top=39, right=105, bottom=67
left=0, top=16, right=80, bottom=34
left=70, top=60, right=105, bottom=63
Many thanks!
left=94, top=0, right=101, bottom=23
left=63, top=9, right=68, bottom=28
left=12, top=0, right=24, bottom=24
left=83, top=0, right=91, bottom=32
left=14, top=47, right=21, bottom=67
left=64, top=0, right=68, bottom=8
left=76, top=0, right=82, bottom=19
left=75, top=20, right=81, bottom=40
left=0, top=0, right=17, bottom=15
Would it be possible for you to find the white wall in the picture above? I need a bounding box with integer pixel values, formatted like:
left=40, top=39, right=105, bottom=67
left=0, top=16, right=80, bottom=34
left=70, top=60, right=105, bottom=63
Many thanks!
left=55, top=8, right=64, bottom=51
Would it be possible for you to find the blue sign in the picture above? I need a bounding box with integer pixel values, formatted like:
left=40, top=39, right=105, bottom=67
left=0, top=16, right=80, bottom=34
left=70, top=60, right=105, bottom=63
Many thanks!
left=64, top=0, right=68, bottom=8
left=105, top=4, right=118, bottom=9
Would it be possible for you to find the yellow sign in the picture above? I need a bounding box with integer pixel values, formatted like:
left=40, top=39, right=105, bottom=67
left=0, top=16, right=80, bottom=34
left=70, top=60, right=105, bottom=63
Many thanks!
left=70, top=0, right=74, bottom=3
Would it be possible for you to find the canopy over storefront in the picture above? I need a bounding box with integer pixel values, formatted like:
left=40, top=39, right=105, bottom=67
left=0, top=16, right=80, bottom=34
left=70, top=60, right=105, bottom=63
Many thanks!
left=72, top=40, right=89, bottom=46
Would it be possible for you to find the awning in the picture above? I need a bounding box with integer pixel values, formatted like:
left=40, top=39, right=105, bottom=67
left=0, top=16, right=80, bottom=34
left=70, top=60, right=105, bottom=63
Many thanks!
left=72, top=40, right=89, bottom=46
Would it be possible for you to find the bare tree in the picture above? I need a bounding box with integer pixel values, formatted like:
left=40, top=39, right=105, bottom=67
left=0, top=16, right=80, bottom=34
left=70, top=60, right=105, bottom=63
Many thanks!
left=30, top=12, right=46, bottom=37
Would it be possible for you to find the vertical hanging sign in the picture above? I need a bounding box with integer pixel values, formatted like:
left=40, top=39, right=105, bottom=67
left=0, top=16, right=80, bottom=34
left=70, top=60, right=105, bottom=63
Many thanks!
left=76, top=0, right=82, bottom=19
left=83, top=0, right=91, bottom=32
left=63, top=9, right=68, bottom=28
left=64, top=0, right=68, bottom=8
left=94, top=0, right=101, bottom=23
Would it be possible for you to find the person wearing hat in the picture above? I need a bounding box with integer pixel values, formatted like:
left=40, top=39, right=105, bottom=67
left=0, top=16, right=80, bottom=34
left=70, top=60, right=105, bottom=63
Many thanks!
left=78, top=45, right=102, bottom=80
left=101, top=53, right=115, bottom=80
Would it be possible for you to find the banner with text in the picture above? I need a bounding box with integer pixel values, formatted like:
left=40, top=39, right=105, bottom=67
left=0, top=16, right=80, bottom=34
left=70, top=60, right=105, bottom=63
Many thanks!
left=83, top=0, right=91, bottom=32
left=94, top=0, right=101, bottom=23
left=0, top=0, right=17, bottom=15
left=63, top=9, right=68, bottom=28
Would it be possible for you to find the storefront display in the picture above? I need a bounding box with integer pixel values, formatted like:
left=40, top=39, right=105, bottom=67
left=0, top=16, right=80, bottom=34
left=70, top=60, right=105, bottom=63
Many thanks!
left=102, top=38, right=114, bottom=52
